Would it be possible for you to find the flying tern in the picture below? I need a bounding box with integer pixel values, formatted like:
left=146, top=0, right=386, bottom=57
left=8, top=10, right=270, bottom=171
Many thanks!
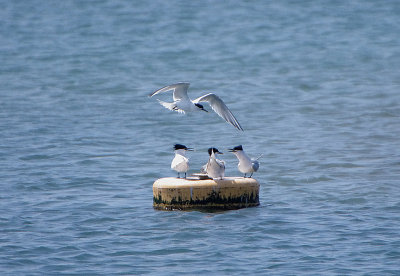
left=148, top=83, right=244, bottom=131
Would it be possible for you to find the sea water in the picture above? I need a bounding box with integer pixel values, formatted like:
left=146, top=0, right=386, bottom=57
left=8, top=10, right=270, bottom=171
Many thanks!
left=1, top=1, right=400, bottom=275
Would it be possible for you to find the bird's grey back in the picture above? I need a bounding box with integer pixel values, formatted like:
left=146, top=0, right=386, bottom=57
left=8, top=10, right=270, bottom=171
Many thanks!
left=252, top=160, right=259, bottom=172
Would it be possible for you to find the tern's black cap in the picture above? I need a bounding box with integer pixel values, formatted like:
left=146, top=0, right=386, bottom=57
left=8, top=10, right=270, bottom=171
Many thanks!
left=233, top=145, right=243, bottom=151
left=208, top=147, right=222, bottom=155
left=174, top=144, right=188, bottom=150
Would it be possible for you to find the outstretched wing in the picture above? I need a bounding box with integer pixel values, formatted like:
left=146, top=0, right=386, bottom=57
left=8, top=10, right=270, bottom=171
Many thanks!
left=148, top=83, right=190, bottom=101
left=194, top=93, right=244, bottom=131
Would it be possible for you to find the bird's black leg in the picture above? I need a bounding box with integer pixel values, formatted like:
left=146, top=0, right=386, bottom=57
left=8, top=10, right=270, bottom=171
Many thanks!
left=177, top=173, right=180, bottom=178
left=244, top=173, right=247, bottom=178
left=250, top=172, right=253, bottom=178
left=184, top=172, right=187, bottom=179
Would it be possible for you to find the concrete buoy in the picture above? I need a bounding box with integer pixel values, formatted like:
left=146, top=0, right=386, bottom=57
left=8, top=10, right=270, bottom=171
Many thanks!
left=153, top=177, right=260, bottom=210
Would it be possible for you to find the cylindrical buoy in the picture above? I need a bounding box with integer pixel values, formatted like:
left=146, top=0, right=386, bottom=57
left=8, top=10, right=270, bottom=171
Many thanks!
left=153, top=177, right=260, bottom=210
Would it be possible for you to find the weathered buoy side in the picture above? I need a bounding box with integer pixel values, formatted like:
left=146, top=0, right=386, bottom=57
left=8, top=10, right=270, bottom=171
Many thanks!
left=153, top=177, right=260, bottom=210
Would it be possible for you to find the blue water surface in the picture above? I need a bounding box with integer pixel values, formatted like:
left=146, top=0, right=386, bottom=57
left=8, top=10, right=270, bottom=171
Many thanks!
left=1, top=1, right=400, bottom=275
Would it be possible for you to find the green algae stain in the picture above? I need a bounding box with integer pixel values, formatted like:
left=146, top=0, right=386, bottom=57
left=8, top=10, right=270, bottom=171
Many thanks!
left=153, top=190, right=259, bottom=211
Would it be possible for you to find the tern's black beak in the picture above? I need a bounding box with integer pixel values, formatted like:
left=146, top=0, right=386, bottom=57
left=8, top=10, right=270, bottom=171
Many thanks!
left=202, top=108, right=208, bottom=112
left=228, top=149, right=235, bottom=152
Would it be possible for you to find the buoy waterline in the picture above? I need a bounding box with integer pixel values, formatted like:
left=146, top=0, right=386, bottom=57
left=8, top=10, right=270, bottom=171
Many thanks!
left=153, top=177, right=260, bottom=210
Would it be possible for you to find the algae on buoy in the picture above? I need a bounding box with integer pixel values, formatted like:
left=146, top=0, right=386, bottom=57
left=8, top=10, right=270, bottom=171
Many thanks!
left=153, top=177, right=259, bottom=210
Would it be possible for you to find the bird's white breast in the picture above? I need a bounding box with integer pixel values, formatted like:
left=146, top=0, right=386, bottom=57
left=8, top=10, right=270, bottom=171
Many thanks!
left=206, top=157, right=225, bottom=179
left=171, top=154, right=189, bottom=173
left=175, top=100, right=197, bottom=112
left=235, top=152, right=254, bottom=173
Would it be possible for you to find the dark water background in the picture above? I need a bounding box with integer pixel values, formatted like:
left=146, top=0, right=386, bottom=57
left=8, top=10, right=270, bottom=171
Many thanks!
left=1, top=1, right=400, bottom=275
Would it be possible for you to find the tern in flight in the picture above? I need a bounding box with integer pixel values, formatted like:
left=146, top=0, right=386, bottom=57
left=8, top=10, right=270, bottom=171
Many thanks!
left=148, top=83, right=244, bottom=131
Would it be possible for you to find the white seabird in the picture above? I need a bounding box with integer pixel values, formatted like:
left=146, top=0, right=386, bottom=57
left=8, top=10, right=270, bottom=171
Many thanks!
left=229, top=145, right=261, bottom=178
left=148, top=82, right=244, bottom=131
left=205, top=147, right=225, bottom=180
left=171, top=144, right=193, bottom=178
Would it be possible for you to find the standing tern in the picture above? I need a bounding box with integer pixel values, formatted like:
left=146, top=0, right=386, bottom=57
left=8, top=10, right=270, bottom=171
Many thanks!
left=229, top=145, right=261, bottom=178
left=171, top=144, right=193, bottom=178
left=148, top=83, right=244, bottom=131
left=205, top=147, right=225, bottom=180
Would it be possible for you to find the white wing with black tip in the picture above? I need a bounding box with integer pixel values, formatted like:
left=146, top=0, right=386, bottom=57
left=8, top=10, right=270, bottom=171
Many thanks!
left=193, top=93, right=244, bottom=131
